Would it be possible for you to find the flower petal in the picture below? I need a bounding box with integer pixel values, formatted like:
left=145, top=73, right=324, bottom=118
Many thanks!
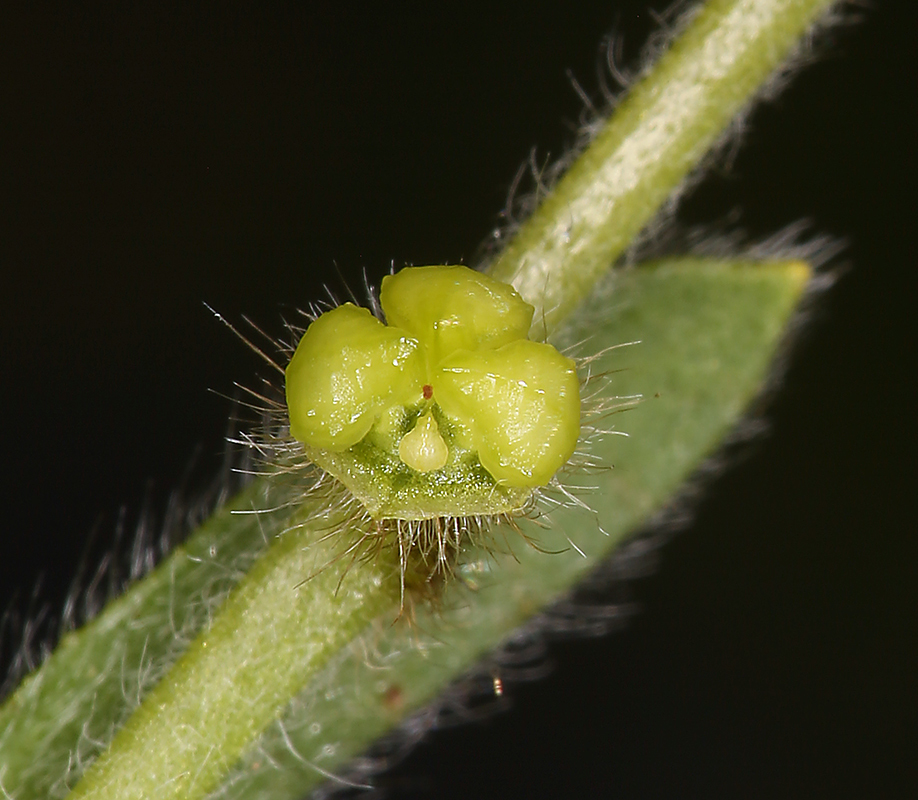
left=285, top=303, right=424, bottom=450
left=380, top=265, right=534, bottom=367
left=435, top=339, right=580, bottom=487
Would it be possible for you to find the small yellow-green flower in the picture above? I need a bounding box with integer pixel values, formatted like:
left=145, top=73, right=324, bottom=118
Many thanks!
left=285, top=265, right=580, bottom=520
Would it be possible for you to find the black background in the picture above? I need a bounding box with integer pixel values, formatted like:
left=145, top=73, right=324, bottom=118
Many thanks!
left=2, top=2, right=915, bottom=798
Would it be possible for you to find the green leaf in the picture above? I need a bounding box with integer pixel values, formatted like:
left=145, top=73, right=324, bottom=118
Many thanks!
left=3, top=257, right=807, bottom=800
left=207, top=257, right=812, bottom=799
left=0, top=482, right=292, bottom=799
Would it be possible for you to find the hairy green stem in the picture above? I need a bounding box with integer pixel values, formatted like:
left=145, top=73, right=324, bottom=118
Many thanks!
left=69, top=507, right=400, bottom=799
left=488, top=0, right=834, bottom=330
left=0, top=1, right=836, bottom=798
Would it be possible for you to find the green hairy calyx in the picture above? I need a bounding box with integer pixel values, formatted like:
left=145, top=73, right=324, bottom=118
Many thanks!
left=284, top=265, right=581, bottom=520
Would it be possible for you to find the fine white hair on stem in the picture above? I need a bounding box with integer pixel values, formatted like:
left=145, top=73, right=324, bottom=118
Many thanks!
left=476, top=0, right=859, bottom=276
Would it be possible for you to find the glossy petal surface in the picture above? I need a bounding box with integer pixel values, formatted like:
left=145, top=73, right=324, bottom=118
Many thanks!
left=436, top=339, right=580, bottom=487
left=285, top=304, right=423, bottom=450
left=380, top=265, right=534, bottom=368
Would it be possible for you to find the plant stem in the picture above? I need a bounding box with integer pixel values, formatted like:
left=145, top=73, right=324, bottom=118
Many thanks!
left=488, top=0, right=835, bottom=330
left=69, top=507, right=400, bottom=799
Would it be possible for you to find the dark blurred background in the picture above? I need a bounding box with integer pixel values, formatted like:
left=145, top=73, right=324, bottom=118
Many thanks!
left=1, top=2, right=915, bottom=798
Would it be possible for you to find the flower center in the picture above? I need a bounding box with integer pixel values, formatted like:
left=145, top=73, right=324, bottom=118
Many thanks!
left=397, top=411, right=448, bottom=473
